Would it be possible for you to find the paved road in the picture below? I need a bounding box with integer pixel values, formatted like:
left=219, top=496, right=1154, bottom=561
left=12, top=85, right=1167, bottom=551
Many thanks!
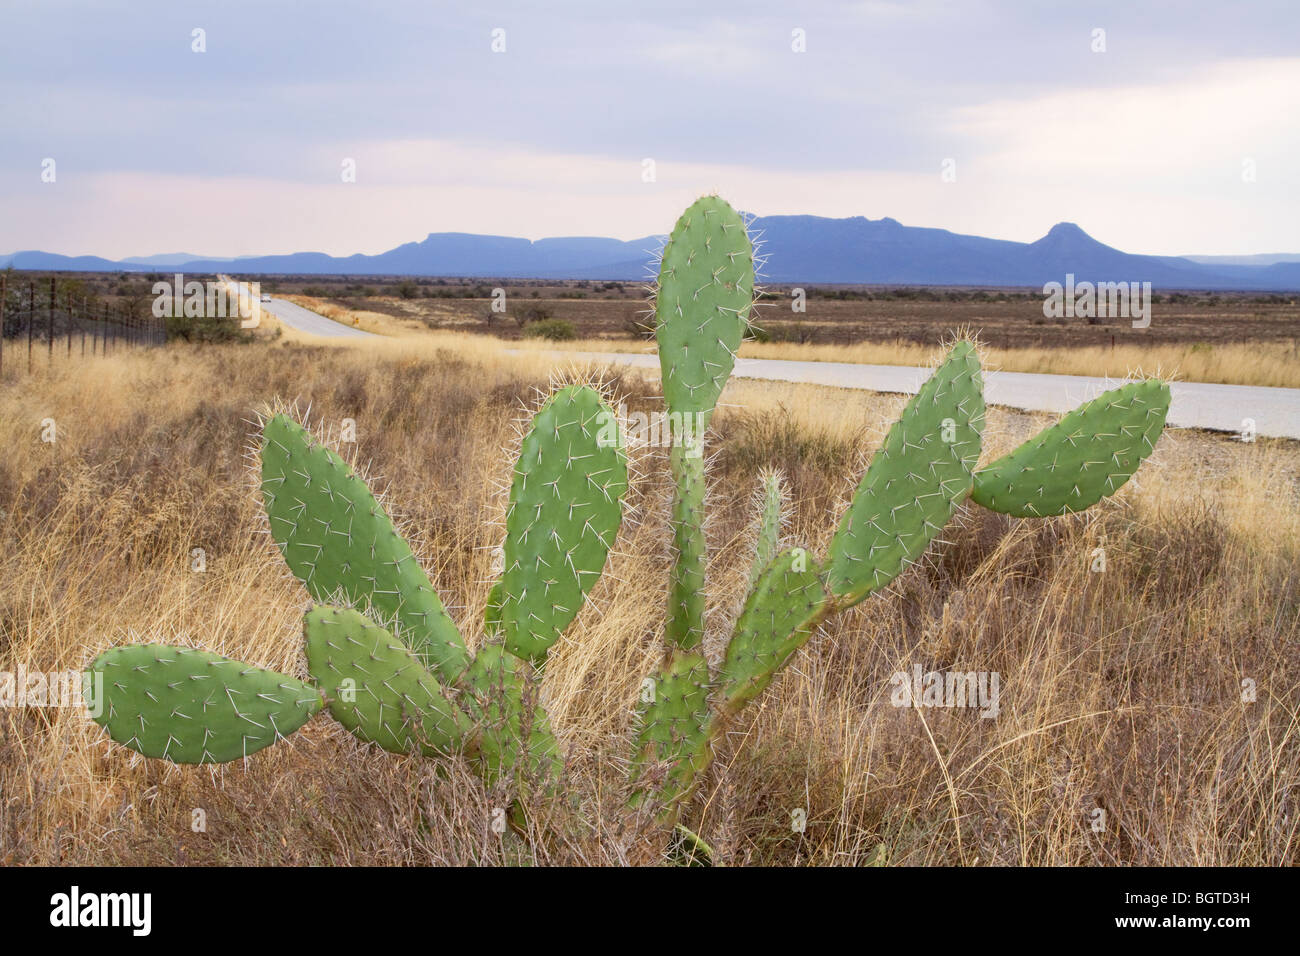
left=245, top=300, right=1298, bottom=439
left=261, top=297, right=376, bottom=338
left=552, top=351, right=1300, bottom=440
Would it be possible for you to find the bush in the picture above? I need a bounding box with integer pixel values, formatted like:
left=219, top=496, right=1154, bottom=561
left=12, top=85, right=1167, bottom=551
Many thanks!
left=164, top=314, right=252, bottom=343
left=513, top=305, right=553, bottom=327
left=396, top=281, right=419, bottom=300
left=521, top=318, right=577, bottom=341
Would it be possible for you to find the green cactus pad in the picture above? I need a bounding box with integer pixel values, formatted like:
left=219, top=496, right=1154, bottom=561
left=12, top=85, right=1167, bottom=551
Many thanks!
left=720, top=548, right=829, bottom=711
left=747, top=469, right=788, bottom=590
left=629, top=651, right=714, bottom=811
left=464, top=641, right=563, bottom=792
left=261, top=414, right=469, bottom=682
left=656, top=195, right=754, bottom=416
left=304, top=605, right=473, bottom=757
left=971, top=378, right=1170, bottom=517
left=665, top=442, right=708, bottom=650
left=827, top=341, right=985, bottom=607
left=499, top=385, right=628, bottom=664
left=86, top=644, right=321, bottom=764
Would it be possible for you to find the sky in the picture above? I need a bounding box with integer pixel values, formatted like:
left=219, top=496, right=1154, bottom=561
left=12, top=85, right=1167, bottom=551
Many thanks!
left=1, top=0, right=1297, bottom=259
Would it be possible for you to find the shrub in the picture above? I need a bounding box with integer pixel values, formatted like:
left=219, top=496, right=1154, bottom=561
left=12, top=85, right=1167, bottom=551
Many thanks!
left=521, top=318, right=577, bottom=341
left=164, top=314, right=252, bottom=343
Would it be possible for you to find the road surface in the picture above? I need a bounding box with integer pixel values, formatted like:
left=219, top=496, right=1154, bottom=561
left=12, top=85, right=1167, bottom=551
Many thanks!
left=261, top=297, right=376, bottom=339
left=247, top=299, right=1299, bottom=439
left=552, top=351, right=1300, bottom=440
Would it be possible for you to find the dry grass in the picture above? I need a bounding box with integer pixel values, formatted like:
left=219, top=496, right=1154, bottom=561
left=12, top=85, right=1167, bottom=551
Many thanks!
left=275, top=287, right=1300, bottom=389
left=1, top=338, right=1296, bottom=866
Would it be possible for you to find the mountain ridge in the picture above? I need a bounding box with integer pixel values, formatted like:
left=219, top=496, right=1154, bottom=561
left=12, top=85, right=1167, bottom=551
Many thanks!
left=3, top=215, right=1298, bottom=290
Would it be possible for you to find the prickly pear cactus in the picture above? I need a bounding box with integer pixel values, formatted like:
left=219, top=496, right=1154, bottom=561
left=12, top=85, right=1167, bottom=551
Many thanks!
left=719, top=548, right=829, bottom=711
left=656, top=195, right=755, bottom=652
left=79, top=192, right=1174, bottom=859
left=499, top=385, right=628, bottom=664
left=629, top=651, right=713, bottom=810
left=261, top=414, right=469, bottom=682
left=656, top=195, right=754, bottom=416
left=304, top=605, right=473, bottom=757
left=463, top=641, right=564, bottom=791
left=827, top=341, right=984, bottom=606
left=747, top=469, right=788, bottom=589
left=87, top=644, right=321, bottom=763
left=85, top=384, right=628, bottom=807
left=971, top=378, right=1170, bottom=517
left=627, top=196, right=1171, bottom=831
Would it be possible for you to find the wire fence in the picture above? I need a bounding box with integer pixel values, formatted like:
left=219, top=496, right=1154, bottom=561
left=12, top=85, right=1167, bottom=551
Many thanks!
left=0, top=275, right=166, bottom=376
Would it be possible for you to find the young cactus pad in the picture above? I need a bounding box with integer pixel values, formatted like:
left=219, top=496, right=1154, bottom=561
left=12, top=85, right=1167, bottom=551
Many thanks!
left=720, top=548, right=830, bottom=711
left=970, top=378, right=1171, bottom=517
left=747, top=469, right=788, bottom=590
left=304, top=605, right=474, bottom=757
left=260, top=413, right=469, bottom=682
left=826, top=341, right=985, bottom=607
left=86, top=644, right=322, bottom=763
left=499, top=384, right=629, bottom=664
left=656, top=195, right=754, bottom=417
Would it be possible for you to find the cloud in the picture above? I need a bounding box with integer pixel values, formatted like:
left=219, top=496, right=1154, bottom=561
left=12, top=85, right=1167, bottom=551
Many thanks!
left=1, top=3, right=1297, bottom=257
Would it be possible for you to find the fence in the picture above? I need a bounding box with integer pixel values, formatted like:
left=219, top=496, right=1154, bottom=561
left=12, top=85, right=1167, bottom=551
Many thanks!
left=0, top=275, right=166, bottom=376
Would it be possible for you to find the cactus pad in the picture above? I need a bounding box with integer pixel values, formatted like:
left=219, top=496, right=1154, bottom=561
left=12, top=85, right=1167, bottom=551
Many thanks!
left=720, top=548, right=829, bottom=711
left=629, top=651, right=714, bottom=810
left=464, top=641, right=563, bottom=791
left=499, top=385, right=628, bottom=663
left=86, top=644, right=321, bottom=764
left=304, top=605, right=473, bottom=757
left=971, top=378, right=1170, bottom=517
left=827, top=341, right=984, bottom=607
left=665, top=441, right=708, bottom=650
left=261, top=414, right=468, bottom=681
left=747, top=469, right=788, bottom=590
left=656, top=195, right=754, bottom=416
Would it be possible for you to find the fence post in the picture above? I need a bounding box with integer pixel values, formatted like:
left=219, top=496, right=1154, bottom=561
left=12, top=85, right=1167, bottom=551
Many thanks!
left=27, top=281, right=34, bottom=373
left=80, top=296, right=87, bottom=357
left=67, top=289, right=73, bottom=356
left=0, top=274, right=5, bottom=377
left=47, top=276, right=55, bottom=366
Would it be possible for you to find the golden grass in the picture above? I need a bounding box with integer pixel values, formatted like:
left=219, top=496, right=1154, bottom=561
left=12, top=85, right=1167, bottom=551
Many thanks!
left=1, top=339, right=1295, bottom=865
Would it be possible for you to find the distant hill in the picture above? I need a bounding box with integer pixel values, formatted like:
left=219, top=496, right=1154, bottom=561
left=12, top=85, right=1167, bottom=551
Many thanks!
left=1181, top=253, right=1300, bottom=266
left=4, top=216, right=1299, bottom=290
left=119, top=253, right=212, bottom=266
